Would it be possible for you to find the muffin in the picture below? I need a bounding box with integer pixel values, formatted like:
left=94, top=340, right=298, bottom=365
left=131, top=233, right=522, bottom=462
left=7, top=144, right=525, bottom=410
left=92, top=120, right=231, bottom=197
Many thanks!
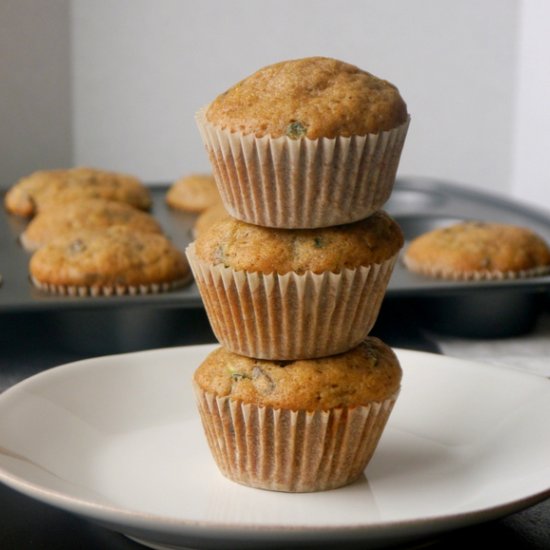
left=166, top=173, right=221, bottom=213
left=186, top=211, right=404, bottom=359
left=4, top=167, right=152, bottom=217
left=403, top=220, right=550, bottom=280
left=193, top=202, right=229, bottom=238
left=193, top=338, right=402, bottom=492
left=20, top=198, right=163, bottom=251
left=30, top=226, right=191, bottom=296
left=196, top=56, right=410, bottom=228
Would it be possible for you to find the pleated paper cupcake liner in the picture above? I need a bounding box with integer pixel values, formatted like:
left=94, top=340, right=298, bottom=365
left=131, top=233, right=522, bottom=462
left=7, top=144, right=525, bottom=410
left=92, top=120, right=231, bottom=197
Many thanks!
left=402, top=256, right=550, bottom=281
left=194, top=385, right=399, bottom=492
left=186, top=243, right=397, bottom=360
left=196, top=107, right=410, bottom=229
left=30, top=274, right=192, bottom=297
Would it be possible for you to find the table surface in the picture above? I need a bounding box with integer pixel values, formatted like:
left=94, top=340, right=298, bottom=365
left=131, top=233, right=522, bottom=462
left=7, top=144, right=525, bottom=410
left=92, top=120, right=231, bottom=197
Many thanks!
left=1, top=306, right=550, bottom=550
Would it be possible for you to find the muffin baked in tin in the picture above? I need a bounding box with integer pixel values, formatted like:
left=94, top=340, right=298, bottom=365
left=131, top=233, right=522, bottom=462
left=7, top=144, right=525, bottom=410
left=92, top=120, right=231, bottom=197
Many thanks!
left=30, top=226, right=191, bottom=296
left=404, top=220, right=550, bottom=280
left=5, top=167, right=151, bottom=217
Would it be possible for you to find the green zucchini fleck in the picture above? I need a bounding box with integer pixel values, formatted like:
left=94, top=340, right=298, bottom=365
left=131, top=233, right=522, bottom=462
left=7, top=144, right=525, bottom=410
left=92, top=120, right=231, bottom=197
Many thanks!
left=286, top=121, right=307, bottom=139
left=230, top=372, right=250, bottom=382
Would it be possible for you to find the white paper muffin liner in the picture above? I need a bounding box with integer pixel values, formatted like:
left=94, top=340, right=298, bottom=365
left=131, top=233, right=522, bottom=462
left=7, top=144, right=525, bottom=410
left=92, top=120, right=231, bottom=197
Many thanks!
left=30, top=274, right=192, bottom=297
left=194, top=385, right=399, bottom=492
left=402, top=256, right=550, bottom=281
left=186, top=243, right=397, bottom=360
left=196, top=107, right=410, bottom=228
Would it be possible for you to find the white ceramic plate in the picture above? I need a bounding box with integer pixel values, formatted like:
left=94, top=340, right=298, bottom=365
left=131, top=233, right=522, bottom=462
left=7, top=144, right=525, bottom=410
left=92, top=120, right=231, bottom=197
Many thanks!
left=1, top=345, right=550, bottom=550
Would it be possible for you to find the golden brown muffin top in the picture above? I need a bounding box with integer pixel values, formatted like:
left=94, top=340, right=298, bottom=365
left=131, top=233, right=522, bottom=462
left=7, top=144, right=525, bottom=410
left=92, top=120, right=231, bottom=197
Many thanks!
left=194, top=338, right=402, bottom=410
left=165, top=173, right=221, bottom=213
left=194, top=212, right=403, bottom=274
left=404, top=220, right=550, bottom=279
left=30, top=226, right=190, bottom=288
left=21, top=198, right=163, bottom=251
left=206, top=56, right=408, bottom=139
left=4, top=167, right=151, bottom=217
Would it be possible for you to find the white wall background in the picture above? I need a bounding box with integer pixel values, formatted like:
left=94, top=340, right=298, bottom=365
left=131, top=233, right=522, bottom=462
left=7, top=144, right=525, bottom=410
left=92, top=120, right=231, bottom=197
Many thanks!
left=2, top=0, right=549, bottom=212
left=0, top=0, right=72, bottom=186
left=511, top=0, right=550, bottom=210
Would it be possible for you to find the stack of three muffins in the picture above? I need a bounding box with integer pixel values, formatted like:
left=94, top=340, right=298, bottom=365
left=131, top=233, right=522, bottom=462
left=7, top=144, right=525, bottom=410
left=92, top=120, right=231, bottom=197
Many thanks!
left=187, top=57, right=410, bottom=492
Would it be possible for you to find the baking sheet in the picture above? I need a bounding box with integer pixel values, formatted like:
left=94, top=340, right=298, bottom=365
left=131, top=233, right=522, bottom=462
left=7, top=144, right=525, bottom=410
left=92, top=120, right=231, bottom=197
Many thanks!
left=1, top=177, right=550, bottom=314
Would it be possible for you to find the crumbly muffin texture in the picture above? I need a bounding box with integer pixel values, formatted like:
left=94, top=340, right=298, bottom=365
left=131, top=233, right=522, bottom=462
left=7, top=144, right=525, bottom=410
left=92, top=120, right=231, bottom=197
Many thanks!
left=21, top=199, right=162, bottom=251
left=194, top=338, right=402, bottom=410
left=206, top=56, right=408, bottom=139
left=404, top=220, right=550, bottom=279
left=194, top=212, right=403, bottom=274
left=166, top=173, right=221, bottom=213
left=4, top=167, right=151, bottom=217
left=30, top=226, right=189, bottom=288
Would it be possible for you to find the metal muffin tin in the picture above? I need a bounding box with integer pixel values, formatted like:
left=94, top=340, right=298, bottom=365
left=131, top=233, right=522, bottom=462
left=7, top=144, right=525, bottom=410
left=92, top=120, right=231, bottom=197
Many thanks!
left=386, top=177, right=550, bottom=337
left=1, top=176, right=550, bottom=346
left=0, top=190, right=203, bottom=312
